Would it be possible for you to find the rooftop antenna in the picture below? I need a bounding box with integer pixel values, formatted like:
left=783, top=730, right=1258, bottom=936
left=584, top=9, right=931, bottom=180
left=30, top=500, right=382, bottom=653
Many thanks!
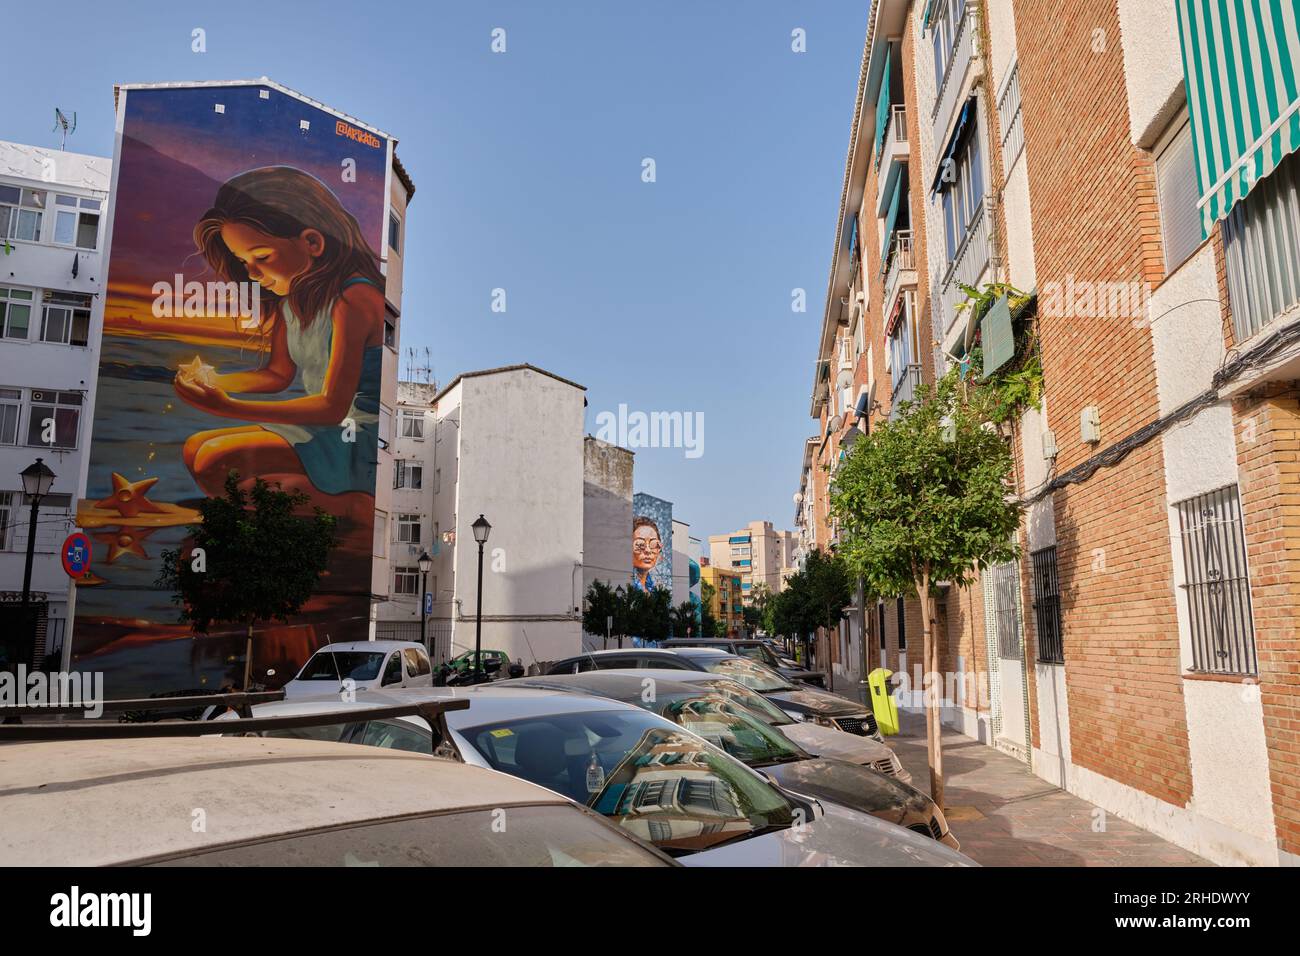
left=405, top=345, right=434, bottom=385
left=53, top=108, right=76, bottom=151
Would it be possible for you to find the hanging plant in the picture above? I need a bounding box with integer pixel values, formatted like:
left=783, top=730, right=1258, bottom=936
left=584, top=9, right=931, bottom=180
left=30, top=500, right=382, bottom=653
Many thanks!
left=953, top=281, right=1042, bottom=425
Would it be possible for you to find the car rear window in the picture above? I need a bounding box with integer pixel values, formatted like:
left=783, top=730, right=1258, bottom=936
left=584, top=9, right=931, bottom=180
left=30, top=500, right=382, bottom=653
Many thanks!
left=147, top=805, right=668, bottom=867
left=297, top=652, right=385, bottom=682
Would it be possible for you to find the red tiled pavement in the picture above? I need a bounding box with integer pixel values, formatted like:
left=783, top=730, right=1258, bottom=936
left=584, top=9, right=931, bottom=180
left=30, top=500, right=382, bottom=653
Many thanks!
left=886, top=711, right=1211, bottom=867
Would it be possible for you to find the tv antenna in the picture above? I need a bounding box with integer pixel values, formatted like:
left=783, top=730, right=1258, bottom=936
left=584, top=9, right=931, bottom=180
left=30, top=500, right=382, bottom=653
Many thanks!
left=405, top=346, right=434, bottom=385
left=53, top=108, right=77, bottom=151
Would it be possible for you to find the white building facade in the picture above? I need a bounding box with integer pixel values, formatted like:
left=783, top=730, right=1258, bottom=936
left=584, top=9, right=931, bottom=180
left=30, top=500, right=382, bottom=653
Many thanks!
left=427, top=365, right=586, bottom=668
left=0, top=141, right=110, bottom=666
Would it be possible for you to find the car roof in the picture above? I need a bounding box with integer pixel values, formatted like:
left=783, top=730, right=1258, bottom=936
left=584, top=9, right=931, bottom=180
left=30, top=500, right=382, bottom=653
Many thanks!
left=358, top=686, right=651, bottom=728
left=561, top=646, right=731, bottom=660
left=309, top=640, right=423, bottom=654
left=493, top=673, right=706, bottom=703
left=590, top=668, right=739, bottom=686
left=0, top=736, right=565, bottom=866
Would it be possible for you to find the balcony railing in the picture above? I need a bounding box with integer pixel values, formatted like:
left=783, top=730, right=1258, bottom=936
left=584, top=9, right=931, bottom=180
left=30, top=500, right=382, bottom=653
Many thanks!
left=882, top=104, right=908, bottom=166
left=882, top=229, right=916, bottom=318
left=939, top=197, right=993, bottom=337
left=932, top=4, right=977, bottom=148
left=889, top=364, right=923, bottom=419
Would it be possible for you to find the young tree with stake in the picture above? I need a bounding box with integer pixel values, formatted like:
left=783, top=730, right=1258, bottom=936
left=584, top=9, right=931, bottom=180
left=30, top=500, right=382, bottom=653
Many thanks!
left=830, top=373, right=1020, bottom=809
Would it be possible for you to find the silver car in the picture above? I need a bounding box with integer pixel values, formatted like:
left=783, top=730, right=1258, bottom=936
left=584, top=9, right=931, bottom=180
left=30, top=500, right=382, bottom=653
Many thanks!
left=222, top=689, right=974, bottom=867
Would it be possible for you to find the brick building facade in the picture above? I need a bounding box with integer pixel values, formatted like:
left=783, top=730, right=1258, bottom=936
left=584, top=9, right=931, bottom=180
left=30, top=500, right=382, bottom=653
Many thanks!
left=799, top=0, right=1300, bottom=866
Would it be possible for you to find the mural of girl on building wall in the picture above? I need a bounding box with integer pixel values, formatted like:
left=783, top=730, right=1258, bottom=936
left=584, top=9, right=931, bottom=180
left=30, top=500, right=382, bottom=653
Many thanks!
left=174, top=166, right=384, bottom=523
left=632, top=516, right=662, bottom=591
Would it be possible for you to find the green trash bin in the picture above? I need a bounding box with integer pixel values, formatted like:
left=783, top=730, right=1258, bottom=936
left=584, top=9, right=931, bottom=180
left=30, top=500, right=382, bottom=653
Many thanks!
left=868, top=667, right=900, bottom=736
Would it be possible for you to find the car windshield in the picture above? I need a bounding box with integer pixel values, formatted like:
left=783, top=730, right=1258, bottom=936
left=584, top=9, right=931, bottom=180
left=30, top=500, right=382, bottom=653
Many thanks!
left=149, top=805, right=668, bottom=867
left=461, top=709, right=794, bottom=855
left=698, top=678, right=798, bottom=726
left=696, top=656, right=794, bottom=692
left=659, top=696, right=806, bottom=767
left=733, top=644, right=783, bottom=668
left=297, top=651, right=385, bottom=682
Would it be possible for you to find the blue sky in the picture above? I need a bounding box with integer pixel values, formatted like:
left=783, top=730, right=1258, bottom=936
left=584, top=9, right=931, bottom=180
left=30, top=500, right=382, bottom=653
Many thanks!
left=1, top=0, right=867, bottom=543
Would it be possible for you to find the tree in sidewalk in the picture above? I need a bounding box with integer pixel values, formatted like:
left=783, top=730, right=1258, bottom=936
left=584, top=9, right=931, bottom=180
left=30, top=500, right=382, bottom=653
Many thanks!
left=668, top=600, right=698, bottom=637
left=767, top=552, right=849, bottom=665
left=829, top=372, right=1020, bottom=810
left=582, top=579, right=623, bottom=646
left=156, top=472, right=338, bottom=691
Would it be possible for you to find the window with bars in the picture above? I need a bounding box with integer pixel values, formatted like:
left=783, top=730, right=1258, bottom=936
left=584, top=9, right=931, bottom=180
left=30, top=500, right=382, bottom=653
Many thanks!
left=1176, top=484, right=1257, bottom=676
left=896, top=597, right=906, bottom=650
left=1030, top=546, right=1064, bottom=664
left=878, top=602, right=886, bottom=650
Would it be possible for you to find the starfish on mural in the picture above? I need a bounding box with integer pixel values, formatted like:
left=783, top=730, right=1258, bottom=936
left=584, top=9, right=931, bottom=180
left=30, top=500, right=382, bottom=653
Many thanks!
left=93, top=526, right=156, bottom=563
left=178, top=355, right=217, bottom=387
left=95, top=472, right=166, bottom=518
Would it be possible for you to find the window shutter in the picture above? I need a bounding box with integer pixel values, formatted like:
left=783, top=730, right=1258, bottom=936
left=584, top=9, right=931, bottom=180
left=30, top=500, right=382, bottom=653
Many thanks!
left=1157, top=121, right=1202, bottom=273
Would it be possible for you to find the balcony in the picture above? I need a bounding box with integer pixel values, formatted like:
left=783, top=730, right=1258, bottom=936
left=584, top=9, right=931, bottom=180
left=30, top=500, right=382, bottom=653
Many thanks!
left=875, top=104, right=910, bottom=210
left=881, top=229, right=916, bottom=323
left=938, top=197, right=993, bottom=340
left=889, top=364, right=923, bottom=420
left=932, top=3, right=977, bottom=150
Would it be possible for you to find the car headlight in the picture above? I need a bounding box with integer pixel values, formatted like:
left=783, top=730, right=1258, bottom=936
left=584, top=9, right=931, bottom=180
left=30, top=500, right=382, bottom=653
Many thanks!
left=811, top=715, right=836, bottom=728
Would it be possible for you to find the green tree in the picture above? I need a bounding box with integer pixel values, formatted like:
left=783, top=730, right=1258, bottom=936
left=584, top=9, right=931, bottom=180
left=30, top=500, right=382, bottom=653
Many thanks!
left=700, top=580, right=720, bottom=637
left=582, top=579, right=622, bottom=647
left=669, top=600, right=698, bottom=638
left=830, top=373, right=1021, bottom=809
left=156, top=473, right=338, bottom=690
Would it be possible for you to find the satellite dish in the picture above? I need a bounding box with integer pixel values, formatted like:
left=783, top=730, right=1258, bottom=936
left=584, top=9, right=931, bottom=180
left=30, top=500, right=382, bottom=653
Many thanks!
left=836, top=368, right=854, bottom=391
left=829, top=414, right=844, bottom=432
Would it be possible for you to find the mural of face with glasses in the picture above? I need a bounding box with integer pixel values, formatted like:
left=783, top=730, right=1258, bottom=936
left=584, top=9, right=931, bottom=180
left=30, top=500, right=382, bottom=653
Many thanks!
left=631, top=517, right=662, bottom=591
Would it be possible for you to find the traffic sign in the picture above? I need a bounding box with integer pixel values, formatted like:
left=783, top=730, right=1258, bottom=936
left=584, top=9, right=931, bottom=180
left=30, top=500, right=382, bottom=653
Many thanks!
left=62, top=532, right=92, bottom=579
left=424, top=592, right=433, bottom=615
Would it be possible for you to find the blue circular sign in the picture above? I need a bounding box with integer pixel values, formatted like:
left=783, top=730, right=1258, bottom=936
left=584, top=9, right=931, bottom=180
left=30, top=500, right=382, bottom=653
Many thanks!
left=62, top=532, right=92, bottom=578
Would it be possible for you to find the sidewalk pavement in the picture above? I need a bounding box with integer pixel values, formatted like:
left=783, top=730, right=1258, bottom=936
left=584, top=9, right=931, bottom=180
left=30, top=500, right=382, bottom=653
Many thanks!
left=884, top=709, right=1210, bottom=867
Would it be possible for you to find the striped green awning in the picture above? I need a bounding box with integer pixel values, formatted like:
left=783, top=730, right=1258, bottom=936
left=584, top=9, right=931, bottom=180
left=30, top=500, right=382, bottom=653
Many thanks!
left=1177, top=1, right=1300, bottom=237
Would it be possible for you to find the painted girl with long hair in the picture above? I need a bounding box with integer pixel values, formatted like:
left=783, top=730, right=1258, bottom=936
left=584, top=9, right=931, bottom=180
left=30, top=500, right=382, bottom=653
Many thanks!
left=174, top=166, right=385, bottom=523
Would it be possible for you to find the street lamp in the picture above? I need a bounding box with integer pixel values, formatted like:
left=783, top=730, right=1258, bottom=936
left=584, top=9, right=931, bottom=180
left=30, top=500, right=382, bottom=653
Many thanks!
left=417, top=550, right=433, bottom=652
left=19, top=458, right=56, bottom=664
left=471, top=514, right=491, bottom=681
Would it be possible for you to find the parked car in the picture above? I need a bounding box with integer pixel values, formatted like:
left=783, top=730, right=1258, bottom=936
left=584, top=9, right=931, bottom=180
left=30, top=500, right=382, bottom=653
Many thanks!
left=281, top=640, right=433, bottom=700
left=546, top=647, right=881, bottom=739
left=489, top=672, right=953, bottom=846
left=0, top=725, right=674, bottom=866
left=220, top=690, right=972, bottom=866
left=550, top=667, right=908, bottom=783
left=445, top=649, right=514, bottom=676
left=659, top=638, right=825, bottom=687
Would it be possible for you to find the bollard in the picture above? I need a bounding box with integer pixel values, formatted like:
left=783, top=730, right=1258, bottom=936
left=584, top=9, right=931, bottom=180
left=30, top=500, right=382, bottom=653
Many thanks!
left=867, top=667, right=900, bottom=736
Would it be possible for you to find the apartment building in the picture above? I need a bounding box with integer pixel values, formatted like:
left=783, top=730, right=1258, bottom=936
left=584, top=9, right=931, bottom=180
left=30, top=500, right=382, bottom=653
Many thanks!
left=707, top=520, right=798, bottom=604
left=0, top=141, right=110, bottom=667
left=700, top=562, right=744, bottom=637
left=426, top=364, right=586, bottom=668
left=370, top=156, right=417, bottom=636
left=802, top=0, right=1300, bottom=866
left=373, top=379, right=437, bottom=640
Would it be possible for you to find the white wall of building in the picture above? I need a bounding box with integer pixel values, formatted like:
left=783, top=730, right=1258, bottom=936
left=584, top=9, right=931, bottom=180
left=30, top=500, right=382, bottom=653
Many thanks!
left=431, top=366, right=586, bottom=668
left=0, top=141, right=110, bottom=659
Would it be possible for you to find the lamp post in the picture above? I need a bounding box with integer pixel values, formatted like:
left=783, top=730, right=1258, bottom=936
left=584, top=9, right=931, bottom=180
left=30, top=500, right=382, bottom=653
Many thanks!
left=417, top=550, right=433, bottom=653
left=470, top=514, right=491, bottom=681
left=19, top=458, right=56, bottom=665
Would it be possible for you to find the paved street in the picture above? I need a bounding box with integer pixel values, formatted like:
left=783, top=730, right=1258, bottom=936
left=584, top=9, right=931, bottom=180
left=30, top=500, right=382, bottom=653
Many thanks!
left=887, top=711, right=1211, bottom=867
